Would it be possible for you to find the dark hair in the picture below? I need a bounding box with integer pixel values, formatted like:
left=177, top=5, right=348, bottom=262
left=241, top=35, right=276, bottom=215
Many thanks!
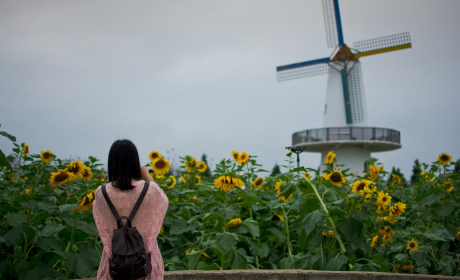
left=108, top=139, right=142, bottom=190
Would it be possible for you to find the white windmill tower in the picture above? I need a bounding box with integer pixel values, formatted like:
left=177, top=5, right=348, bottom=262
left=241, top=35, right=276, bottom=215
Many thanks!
left=276, top=0, right=412, bottom=174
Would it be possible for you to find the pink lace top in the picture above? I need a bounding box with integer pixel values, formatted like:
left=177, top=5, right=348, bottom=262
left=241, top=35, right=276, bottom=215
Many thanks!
left=93, top=180, right=169, bottom=280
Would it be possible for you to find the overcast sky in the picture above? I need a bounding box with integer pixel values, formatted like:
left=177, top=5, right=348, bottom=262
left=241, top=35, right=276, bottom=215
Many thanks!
left=1, top=0, right=459, bottom=178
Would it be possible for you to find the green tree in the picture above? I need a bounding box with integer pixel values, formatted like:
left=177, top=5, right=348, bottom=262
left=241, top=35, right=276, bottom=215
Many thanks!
left=410, top=159, right=422, bottom=184
left=201, top=154, right=212, bottom=178
left=270, top=163, right=281, bottom=177
left=454, top=159, right=460, bottom=174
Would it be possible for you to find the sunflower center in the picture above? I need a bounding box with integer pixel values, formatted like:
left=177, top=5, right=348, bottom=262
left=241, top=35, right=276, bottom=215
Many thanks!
left=69, top=165, right=80, bottom=174
left=43, top=153, right=50, bottom=159
left=255, top=179, right=262, bottom=186
left=441, top=155, right=449, bottom=161
left=330, top=172, right=342, bottom=183
left=382, top=197, right=388, bottom=203
left=55, top=172, right=69, bottom=182
left=151, top=153, right=159, bottom=159
left=357, top=183, right=365, bottom=191
left=155, top=160, right=166, bottom=169
left=233, top=154, right=239, bottom=160
left=409, top=243, right=415, bottom=248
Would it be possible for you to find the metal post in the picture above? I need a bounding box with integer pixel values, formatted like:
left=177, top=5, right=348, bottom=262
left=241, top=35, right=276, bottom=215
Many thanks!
left=286, top=146, right=307, bottom=197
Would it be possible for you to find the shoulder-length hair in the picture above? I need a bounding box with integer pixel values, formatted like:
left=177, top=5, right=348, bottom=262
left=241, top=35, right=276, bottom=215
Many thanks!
left=108, top=139, right=142, bottom=190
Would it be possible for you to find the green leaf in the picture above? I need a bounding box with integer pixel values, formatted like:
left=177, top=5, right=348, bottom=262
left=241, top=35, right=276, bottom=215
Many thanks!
left=424, top=193, right=444, bottom=205
left=76, top=220, right=99, bottom=236
left=299, top=196, right=320, bottom=216
left=216, top=232, right=238, bottom=253
left=32, top=212, right=50, bottom=226
left=302, top=210, right=325, bottom=235
left=58, top=204, right=79, bottom=213
left=64, top=252, right=91, bottom=278
left=434, top=203, right=455, bottom=217
left=3, top=224, right=33, bottom=246
left=424, top=232, right=445, bottom=242
left=38, top=223, right=67, bottom=237
left=229, top=248, right=249, bottom=269
left=196, top=261, right=220, bottom=270
left=395, top=253, right=408, bottom=261
left=37, top=237, right=63, bottom=253
left=22, top=265, right=64, bottom=280
left=242, top=218, right=259, bottom=237
left=352, top=262, right=380, bottom=272
left=436, top=228, right=455, bottom=241
left=325, top=254, right=348, bottom=271
left=5, top=212, right=27, bottom=226
left=337, top=216, right=362, bottom=242
left=248, top=239, right=269, bottom=258
left=0, top=150, right=12, bottom=169
left=238, top=189, right=260, bottom=205
left=76, top=242, right=100, bottom=268
left=0, top=131, right=16, bottom=142
left=415, top=267, right=428, bottom=274
left=186, top=251, right=200, bottom=270
left=412, top=251, right=430, bottom=266
left=169, top=219, right=199, bottom=235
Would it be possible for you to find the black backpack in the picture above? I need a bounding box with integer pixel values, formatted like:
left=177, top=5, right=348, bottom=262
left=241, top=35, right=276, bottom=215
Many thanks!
left=101, top=181, right=152, bottom=280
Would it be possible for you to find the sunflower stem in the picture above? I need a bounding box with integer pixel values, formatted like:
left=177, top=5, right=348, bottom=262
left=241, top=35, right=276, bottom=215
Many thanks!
left=282, top=207, right=294, bottom=265
left=294, top=174, right=352, bottom=270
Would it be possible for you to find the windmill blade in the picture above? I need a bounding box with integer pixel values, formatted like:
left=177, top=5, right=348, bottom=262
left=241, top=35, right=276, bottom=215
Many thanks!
left=322, top=0, right=345, bottom=48
left=353, top=32, right=411, bottom=58
left=346, top=66, right=364, bottom=124
left=277, top=57, right=332, bottom=82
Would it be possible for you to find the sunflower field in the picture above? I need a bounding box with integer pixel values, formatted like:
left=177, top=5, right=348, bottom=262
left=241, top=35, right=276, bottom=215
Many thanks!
left=0, top=135, right=460, bottom=279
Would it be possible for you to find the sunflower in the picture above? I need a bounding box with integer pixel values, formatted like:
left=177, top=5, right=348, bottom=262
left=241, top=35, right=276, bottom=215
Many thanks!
left=437, top=153, right=452, bottom=165
left=67, top=160, right=86, bottom=178
left=351, top=179, right=372, bottom=194
left=275, top=180, right=293, bottom=202
left=49, top=169, right=74, bottom=187
left=391, top=174, right=401, bottom=186
left=227, top=218, right=242, bottom=228
left=182, top=157, right=198, bottom=172
left=376, top=204, right=387, bottom=215
left=378, top=226, right=387, bottom=235
left=384, top=228, right=395, bottom=240
left=194, top=175, right=201, bottom=184
left=356, top=204, right=362, bottom=211
left=377, top=191, right=392, bottom=206
left=445, top=180, right=454, bottom=193
left=22, top=144, right=30, bottom=157
left=389, top=201, right=406, bottom=217
left=239, top=151, right=249, bottom=165
left=192, top=195, right=197, bottom=201
left=159, top=225, right=164, bottom=234
left=185, top=249, right=196, bottom=256
left=151, top=158, right=171, bottom=174
left=74, top=189, right=97, bottom=212
left=304, top=172, right=311, bottom=180
left=231, top=150, right=241, bottom=163
left=25, top=188, right=32, bottom=195
left=286, top=151, right=293, bottom=157
left=380, top=165, right=384, bottom=172
left=148, top=151, right=162, bottom=162
left=166, top=175, right=177, bottom=189
left=325, top=151, right=336, bottom=164
left=197, top=161, right=207, bottom=173
left=199, top=251, right=210, bottom=260
left=370, top=235, right=378, bottom=248
left=214, top=175, right=244, bottom=192
left=270, top=212, right=284, bottom=222
left=253, top=177, right=265, bottom=188
left=81, top=167, right=93, bottom=181
left=181, top=174, right=189, bottom=183
left=406, top=238, right=419, bottom=252
left=40, top=150, right=54, bottom=163
left=328, top=230, right=334, bottom=236
left=369, top=165, right=380, bottom=181
left=323, top=168, right=346, bottom=187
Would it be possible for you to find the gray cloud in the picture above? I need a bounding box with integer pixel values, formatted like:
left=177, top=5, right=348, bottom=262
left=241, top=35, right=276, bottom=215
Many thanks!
left=1, top=0, right=459, bottom=178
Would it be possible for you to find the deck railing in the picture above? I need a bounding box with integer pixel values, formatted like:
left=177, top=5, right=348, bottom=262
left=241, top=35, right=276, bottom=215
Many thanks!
left=292, top=127, right=400, bottom=147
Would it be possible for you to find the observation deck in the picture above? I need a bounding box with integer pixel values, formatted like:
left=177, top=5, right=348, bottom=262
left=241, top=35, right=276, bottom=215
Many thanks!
left=292, top=126, right=401, bottom=153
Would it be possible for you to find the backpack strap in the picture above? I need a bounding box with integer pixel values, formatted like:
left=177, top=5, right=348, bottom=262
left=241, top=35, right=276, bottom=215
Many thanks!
left=128, top=181, right=150, bottom=222
left=101, top=184, right=121, bottom=221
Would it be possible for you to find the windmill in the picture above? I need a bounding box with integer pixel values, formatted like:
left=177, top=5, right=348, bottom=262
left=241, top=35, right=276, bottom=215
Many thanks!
left=277, top=0, right=411, bottom=174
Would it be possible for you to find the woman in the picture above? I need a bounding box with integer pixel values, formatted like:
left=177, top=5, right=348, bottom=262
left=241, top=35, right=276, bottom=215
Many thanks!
left=93, top=139, right=169, bottom=280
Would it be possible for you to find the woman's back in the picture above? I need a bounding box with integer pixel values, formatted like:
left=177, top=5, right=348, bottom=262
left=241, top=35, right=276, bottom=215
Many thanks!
left=93, top=180, right=169, bottom=280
